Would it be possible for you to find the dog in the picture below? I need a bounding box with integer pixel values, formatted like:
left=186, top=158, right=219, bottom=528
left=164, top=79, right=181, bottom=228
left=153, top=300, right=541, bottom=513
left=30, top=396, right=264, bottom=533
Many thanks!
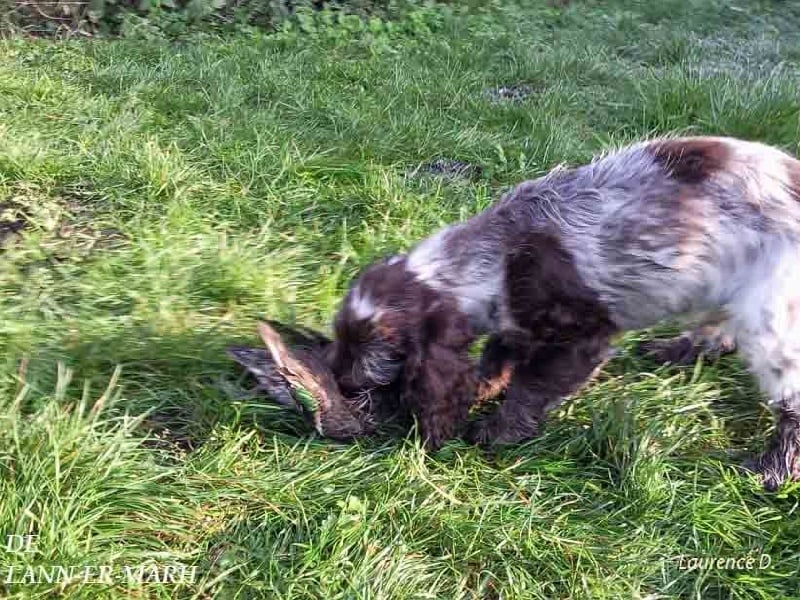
left=326, top=136, right=800, bottom=490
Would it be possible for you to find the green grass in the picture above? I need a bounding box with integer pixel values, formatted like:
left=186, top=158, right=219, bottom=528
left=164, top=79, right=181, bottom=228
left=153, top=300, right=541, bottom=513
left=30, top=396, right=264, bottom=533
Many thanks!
left=2, top=1, right=800, bottom=597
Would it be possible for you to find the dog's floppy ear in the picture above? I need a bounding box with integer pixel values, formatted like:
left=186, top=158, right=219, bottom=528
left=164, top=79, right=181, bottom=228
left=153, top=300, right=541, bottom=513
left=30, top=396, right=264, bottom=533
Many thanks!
left=402, top=299, right=476, bottom=451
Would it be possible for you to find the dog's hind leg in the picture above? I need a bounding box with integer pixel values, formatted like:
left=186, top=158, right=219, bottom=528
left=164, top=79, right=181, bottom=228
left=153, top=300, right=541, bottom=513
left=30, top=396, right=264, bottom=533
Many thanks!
left=730, top=252, right=800, bottom=490
left=738, top=333, right=800, bottom=490
left=638, top=312, right=737, bottom=366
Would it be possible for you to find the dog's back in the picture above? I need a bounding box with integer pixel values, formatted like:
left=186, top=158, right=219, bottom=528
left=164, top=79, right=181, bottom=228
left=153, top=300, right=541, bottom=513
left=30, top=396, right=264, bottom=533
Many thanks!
left=493, top=137, right=800, bottom=330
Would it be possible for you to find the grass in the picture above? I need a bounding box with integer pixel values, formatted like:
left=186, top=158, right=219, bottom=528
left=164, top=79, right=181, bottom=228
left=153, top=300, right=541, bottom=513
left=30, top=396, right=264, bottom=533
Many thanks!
left=2, top=0, right=800, bottom=597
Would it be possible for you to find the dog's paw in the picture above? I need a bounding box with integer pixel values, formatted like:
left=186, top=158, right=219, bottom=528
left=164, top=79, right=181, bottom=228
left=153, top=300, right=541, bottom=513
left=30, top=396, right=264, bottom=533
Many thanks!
left=741, top=452, right=800, bottom=492
left=638, top=332, right=736, bottom=366
left=464, top=419, right=494, bottom=447
left=465, top=414, right=539, bottom=447
left=637, top=335, right=697, bottom=365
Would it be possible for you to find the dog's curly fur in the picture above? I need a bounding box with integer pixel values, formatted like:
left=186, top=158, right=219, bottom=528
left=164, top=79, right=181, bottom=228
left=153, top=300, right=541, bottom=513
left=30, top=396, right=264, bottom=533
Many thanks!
left=328, top=136, right=800, bottom=489
left=326, top=259, right=476, bottom=449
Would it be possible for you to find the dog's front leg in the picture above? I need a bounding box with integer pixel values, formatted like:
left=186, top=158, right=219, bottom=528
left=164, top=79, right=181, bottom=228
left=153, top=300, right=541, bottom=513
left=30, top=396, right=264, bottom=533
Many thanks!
left=467, top=333, right=613, bottom=446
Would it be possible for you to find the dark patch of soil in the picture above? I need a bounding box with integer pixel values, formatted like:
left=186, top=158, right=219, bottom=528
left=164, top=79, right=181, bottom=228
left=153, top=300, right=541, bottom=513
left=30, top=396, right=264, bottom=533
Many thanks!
left=482, top=84, right=535, bottom=104
left=0, top=202, right=28, bottom=245
left=407, top=158, right=483, bottom=182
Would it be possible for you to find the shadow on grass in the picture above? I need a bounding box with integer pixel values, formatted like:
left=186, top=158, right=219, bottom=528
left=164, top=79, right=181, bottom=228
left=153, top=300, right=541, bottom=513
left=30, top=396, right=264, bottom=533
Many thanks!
left=14, top=326, right=309, bottom=451
left=11, top=322, right=420, bottom=459
left=627, top=332, right=770, bottom=448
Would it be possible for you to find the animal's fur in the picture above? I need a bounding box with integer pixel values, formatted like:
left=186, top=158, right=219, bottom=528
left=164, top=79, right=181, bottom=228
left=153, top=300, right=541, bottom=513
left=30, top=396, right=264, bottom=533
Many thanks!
left=327, top=260, right=476, bottom=449
left=328, top=136, right=800, bottom=489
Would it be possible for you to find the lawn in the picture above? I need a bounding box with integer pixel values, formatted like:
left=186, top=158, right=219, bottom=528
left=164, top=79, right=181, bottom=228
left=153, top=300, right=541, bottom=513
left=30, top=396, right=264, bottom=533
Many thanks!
left=2, top=1, right=800, bottom=598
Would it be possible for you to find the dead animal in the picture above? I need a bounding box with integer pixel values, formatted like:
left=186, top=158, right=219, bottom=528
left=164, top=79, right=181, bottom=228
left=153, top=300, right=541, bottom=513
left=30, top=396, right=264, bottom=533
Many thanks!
left=227, top=321, right=370, bottom=441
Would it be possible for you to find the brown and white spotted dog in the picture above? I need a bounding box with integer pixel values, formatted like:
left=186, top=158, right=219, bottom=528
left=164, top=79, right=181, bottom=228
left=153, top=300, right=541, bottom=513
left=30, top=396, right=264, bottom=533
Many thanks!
left=326, top=136, right=800, bottom=490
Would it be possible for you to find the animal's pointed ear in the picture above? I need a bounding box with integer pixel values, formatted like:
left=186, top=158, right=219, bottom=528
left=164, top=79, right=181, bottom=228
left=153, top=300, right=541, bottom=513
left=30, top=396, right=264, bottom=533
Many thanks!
left=402, top=300, right=476, bottom=450
left=225, top=346, right=299, bottom=409
left=263, top=319, right=331, bottom=349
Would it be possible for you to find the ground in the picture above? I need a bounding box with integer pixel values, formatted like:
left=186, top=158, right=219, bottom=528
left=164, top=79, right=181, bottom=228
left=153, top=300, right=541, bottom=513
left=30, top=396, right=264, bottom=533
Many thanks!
left=2, top=1, right=800, bottom=598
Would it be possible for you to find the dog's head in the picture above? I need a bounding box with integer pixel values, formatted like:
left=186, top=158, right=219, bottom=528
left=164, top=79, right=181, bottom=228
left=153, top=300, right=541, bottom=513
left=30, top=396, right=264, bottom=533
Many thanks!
left=327, top=256, right=411, bottom=395
left=327, top=255, right=477, bottom=448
